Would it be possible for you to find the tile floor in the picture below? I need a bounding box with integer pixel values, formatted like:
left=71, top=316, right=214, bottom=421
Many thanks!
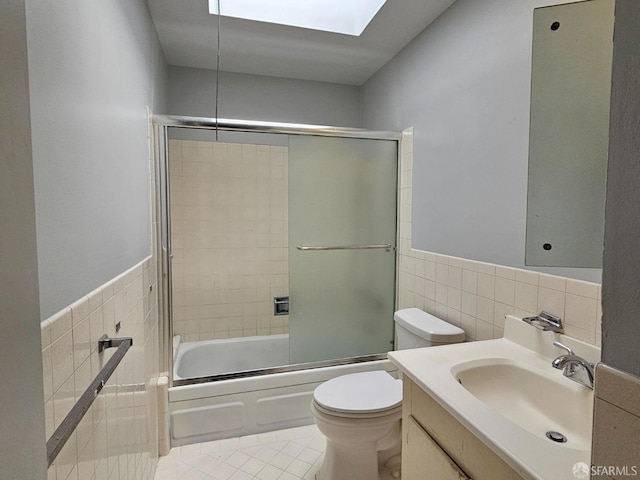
left=154, top=425, right=325, bottom=480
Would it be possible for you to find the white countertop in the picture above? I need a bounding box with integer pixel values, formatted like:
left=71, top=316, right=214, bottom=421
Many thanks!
left=388, top=316, right=600, bottom=480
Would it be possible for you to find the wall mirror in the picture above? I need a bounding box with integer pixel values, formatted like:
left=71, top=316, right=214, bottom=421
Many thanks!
left=525, top=0, right=614, bottom=268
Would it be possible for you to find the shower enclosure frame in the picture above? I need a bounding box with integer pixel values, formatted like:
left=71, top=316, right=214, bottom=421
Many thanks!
left=152, top=114, right=403, bottom=387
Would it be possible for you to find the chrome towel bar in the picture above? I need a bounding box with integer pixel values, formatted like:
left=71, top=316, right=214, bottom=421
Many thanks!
left=296, top=244, right=393, bottom=251
left=97, top=333, right=131, bottom=353
left=46, top=334, right=132, bottom=467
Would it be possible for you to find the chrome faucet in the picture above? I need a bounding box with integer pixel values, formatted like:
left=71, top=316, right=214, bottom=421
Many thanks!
left=551, top=341, right=595, bottom=389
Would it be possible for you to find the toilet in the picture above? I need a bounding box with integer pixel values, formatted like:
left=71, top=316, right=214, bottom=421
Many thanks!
left=311, top=308, right=465, bottom=480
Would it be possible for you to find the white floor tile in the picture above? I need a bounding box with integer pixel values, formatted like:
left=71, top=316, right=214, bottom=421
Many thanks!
left=181, top=467, right=209, bottom=480
left=208, top=462, right=236, bottom=480
left=208, top=449, right=235, bottom=463
left=254, top=464, right=283, bottom=480
left=307, top=437, right=325, bottom=451
left=253, top=446, right=278, bottom=463
left=188, top=455, right=224, bottom=474
left=285, top=459, right=312, bottom=477
left=297, top=447, right=321, bottom=465
left=154, top=425, right=326, bottom=480
left=270, top=451, right=295, bottom=470
left=240, top=457, right=266, bottom=476
left=265, top=440, right=288, bottom=451
left=228, top=470, right=254, bottom=480
left=239, top=434, right=260, bottom=447
left=226, top=451, right=251, bottom=469
left=278, top=473, right=300, bottom=480
left=281, top=441, right=305, bottom=458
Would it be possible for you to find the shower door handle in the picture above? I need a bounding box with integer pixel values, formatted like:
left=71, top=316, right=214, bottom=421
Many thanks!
left=296, top=244, right=393, bottom=251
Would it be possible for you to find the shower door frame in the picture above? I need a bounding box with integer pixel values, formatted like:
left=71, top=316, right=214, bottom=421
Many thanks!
left=152, top=114, right=402, bottom=387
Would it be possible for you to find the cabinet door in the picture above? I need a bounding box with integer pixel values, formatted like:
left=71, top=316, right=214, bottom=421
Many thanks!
left=404, top=416, right=471, bottom=480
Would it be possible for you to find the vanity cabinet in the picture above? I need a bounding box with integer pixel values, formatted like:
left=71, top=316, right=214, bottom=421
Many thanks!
left=404, top=416, right=469, bottom=479
left=401, top=377, right=526, bottom=480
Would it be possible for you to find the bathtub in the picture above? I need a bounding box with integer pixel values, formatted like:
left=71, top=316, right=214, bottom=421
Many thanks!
left=173, top=334, right=290, bottom=380
left=169, top=335, right=397, bottom=446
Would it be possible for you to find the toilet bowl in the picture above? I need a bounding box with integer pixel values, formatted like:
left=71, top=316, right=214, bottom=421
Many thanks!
left=311, top=308, right=465, bottom=480
left=312, top=371, right=403, bottom=480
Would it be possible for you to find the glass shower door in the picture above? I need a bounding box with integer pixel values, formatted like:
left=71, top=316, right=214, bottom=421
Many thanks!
left=288, top=136, right=398, bottom=364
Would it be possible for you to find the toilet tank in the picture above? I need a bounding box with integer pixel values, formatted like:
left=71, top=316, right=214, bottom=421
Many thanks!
left=394, top=308, right=465, bottom=349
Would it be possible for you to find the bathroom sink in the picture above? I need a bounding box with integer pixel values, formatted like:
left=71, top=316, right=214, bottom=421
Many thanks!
left=452, top=359, right=593, bottom=450
left=388, top=315, right=601, bottom=480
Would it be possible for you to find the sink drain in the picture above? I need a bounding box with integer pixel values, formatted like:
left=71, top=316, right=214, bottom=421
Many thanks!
left=546, top=431, right=567, bottom=443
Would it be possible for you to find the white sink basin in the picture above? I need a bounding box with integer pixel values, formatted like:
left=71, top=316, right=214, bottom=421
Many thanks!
left=453, top=358, right=593, bottom=451
left=388, top=315, right=601, bottom=480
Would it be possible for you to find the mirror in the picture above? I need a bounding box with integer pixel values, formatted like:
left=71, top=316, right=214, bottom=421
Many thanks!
left=525, top=0, right=614, bottom=268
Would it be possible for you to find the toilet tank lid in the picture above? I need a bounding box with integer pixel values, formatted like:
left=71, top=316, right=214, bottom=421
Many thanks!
left=394, top=308, right=465, bottom=343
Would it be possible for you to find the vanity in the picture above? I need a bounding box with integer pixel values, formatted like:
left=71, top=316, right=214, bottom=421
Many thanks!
left=401, top=377, right=523, bottom=479
left=388, top=316, right=599, bottom=480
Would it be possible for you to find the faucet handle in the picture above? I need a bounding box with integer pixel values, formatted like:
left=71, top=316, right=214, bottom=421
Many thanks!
left=553, top=341, right=574, bottom=356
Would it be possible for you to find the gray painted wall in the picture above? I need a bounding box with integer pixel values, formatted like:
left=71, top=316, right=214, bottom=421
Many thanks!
left=601, top=0, right=640, bottom=377
left=167, top=66, right=363, bottom=127
left=0, top=1, right=47, bottom=478
left=26, top=0, right=168, bottom=319
left=361, top=0, right=600, bottom=282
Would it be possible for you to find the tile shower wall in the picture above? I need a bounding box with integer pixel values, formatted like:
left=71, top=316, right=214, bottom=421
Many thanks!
left=397, top=130, right=602, bottom=347
left=168, top=140, right=289, bottom=342
left=41, top=257, right=160, bottom=480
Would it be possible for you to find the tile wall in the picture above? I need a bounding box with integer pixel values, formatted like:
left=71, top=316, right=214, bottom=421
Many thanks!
left=592, top=364, right=640, bottom=479
left=41, top=257, right=160, bottom=480
left=168, top=140, right=289, bottom=342
left=397, top=130, right=602, bottom=347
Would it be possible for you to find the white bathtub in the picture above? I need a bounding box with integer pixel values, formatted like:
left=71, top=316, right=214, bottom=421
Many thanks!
left=173, top=334, right=290, bottom=380
left=169, top=335, right=396, bottom=446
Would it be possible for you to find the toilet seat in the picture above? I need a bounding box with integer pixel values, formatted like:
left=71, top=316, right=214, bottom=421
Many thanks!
left=313, top=371, right=402, bottom=416
left=311, top=371, right=403, bottom=480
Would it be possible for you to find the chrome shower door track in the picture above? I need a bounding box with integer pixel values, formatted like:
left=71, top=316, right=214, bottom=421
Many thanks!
left=153, top=115, right=402, bottom=141
left=172, top=353, right=389, bottom=387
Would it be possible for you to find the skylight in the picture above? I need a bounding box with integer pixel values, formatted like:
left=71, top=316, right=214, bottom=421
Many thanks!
left=208, top=0, right=387, bottom=36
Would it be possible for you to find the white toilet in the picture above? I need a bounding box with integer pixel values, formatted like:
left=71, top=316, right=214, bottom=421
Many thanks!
left=311, top=308, right=465, bottom=480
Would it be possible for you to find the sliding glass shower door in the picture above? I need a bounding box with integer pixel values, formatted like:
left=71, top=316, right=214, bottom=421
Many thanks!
left=288, top=136, right=398, bottom=364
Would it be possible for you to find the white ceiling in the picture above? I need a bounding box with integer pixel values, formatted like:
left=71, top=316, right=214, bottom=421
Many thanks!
left=146, top=0, right=457, bottom=86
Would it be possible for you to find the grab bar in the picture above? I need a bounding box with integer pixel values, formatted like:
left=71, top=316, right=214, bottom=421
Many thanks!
left=296, top=244, right=393, bottom=251
left=46, top=334, right=133, bottom=467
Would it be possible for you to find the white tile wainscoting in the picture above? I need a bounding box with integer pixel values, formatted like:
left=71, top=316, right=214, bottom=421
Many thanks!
left=398, top=250, right=601, bottom=346
left=41, top=258, right=161, bottom=480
